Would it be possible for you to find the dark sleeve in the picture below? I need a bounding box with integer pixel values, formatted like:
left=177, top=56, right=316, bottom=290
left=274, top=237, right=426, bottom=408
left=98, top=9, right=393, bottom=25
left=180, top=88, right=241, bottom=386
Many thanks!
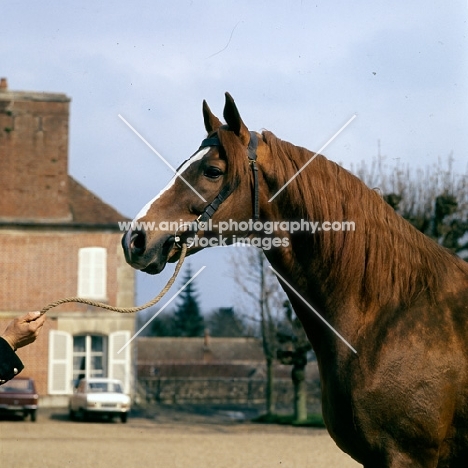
left=0, top=337, right=24, bottom=385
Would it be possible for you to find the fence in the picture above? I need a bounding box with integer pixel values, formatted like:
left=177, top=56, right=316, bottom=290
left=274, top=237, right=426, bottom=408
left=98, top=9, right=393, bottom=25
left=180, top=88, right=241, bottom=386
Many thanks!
left=137, top=377, right=321, bottom=406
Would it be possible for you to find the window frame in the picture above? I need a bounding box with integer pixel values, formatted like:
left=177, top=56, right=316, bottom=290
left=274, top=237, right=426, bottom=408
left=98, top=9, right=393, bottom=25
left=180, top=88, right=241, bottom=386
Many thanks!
left=77, top=247, right=107, bottom=300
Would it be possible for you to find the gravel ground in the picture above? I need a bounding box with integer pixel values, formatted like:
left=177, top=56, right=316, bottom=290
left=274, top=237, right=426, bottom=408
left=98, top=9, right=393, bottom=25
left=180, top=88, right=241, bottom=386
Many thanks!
left=0, top=407, right=361, bottom=468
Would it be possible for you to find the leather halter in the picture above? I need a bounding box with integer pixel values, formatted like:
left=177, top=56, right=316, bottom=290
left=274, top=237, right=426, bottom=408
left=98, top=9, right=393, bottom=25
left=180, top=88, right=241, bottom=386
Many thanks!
left=174, top=131, right=260, bottom=247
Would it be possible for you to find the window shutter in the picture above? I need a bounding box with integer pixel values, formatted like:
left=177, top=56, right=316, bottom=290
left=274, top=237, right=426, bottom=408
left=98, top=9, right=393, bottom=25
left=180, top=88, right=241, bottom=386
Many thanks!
left=78, top=247, right=107, bottom=299
left=108, top=331, right=131, bottom=393
left=48, top=330, right=73, bottom=394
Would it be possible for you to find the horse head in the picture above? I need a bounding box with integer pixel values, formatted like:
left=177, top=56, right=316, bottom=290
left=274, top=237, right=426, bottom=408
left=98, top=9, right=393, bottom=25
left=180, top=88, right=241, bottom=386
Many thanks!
left=122, top=93, right=271, bottom=274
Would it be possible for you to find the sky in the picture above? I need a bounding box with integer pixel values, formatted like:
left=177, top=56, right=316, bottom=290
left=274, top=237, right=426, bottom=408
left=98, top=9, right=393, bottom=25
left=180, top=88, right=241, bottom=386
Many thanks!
left=2, top=0, right=467, bottom=314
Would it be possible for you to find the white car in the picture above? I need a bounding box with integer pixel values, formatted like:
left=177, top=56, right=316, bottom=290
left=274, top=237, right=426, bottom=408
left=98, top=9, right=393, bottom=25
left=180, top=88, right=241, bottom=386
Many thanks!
left=69, top=378, right=130, bottom=423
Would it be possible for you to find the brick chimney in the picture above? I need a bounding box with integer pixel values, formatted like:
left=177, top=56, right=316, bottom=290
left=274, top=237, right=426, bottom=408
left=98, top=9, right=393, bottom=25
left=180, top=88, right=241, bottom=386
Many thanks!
left=0, top=79, right=72, bottom=221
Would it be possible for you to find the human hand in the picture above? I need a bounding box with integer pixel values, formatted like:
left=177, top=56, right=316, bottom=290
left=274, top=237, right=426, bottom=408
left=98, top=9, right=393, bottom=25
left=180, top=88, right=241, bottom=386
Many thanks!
left=1, top=311, right=46, bottom=351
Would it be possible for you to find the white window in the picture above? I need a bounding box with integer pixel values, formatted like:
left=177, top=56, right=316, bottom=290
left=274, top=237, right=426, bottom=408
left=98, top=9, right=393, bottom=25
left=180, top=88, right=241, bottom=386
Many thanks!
left=48, top=330, right=73, bottom=394
left=48, top=330, right=131, bottom=395
left=78, top=247, right=107, bottom=299
left=73, top=335, right=108, bottom=384
left=108, top=331, right=131, bottom=394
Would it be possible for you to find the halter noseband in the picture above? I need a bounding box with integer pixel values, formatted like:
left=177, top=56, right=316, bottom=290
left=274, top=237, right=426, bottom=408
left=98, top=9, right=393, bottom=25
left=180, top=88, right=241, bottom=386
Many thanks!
left=174, top=131, right=260, bottom=247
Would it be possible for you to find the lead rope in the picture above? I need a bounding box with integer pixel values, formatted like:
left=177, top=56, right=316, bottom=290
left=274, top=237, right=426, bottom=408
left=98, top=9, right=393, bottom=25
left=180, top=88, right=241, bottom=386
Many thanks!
left=39, top=243, right=188, bottom=315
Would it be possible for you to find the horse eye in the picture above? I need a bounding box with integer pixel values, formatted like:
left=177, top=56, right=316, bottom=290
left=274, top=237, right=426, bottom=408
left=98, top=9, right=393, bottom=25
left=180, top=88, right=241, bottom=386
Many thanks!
left=203, top=167, right=223, bottom=179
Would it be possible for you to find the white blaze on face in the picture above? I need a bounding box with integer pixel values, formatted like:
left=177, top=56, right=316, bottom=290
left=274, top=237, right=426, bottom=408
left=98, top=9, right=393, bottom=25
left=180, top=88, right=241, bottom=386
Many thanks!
left=131, top=147, right=210, bottom=228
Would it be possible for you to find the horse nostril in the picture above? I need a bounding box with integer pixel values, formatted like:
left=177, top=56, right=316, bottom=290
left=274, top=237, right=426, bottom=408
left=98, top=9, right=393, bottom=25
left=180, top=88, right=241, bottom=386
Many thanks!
left=130, top=230, right=146, bottom=255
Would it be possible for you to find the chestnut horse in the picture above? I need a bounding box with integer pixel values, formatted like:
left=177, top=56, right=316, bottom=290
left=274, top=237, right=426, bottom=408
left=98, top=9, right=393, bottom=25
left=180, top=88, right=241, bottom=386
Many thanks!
left=122, top=93, right=468, bottom=467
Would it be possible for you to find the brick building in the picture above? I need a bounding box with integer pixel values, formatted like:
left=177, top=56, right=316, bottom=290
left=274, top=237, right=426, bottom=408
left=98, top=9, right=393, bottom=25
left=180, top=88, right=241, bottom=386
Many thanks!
left=0, top=78, right=135, bottom=405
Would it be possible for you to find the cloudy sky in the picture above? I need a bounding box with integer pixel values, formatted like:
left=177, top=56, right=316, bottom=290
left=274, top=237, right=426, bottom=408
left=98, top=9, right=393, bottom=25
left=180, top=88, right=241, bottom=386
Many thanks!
left=3, top=1, right=467, bottom=314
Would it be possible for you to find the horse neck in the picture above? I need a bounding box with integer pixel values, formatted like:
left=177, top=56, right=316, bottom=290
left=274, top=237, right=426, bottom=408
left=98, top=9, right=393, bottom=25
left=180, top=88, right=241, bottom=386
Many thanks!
left=261, top=137, right=453, bottom=317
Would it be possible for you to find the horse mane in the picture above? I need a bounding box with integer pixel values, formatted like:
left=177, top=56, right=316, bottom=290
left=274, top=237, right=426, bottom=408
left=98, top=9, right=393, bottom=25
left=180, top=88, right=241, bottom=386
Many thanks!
left=261, top=131, right=465, bottom=308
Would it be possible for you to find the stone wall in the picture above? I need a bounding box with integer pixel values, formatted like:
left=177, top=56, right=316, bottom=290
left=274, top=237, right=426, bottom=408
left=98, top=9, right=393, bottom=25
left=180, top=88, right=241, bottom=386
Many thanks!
left=137, top=377, right=322, bottom=407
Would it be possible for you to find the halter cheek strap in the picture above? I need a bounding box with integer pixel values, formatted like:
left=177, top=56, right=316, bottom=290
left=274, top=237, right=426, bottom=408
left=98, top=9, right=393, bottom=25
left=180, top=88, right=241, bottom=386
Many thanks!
left=174, top=131, right=260, bottom=247
left=196, top=184, right=234, bottom=227
left=197, top=131, right=260, bottom=225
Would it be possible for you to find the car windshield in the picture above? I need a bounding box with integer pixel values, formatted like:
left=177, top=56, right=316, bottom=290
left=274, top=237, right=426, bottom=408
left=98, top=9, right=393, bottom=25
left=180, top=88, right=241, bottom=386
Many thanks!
left=87, top=382, right=123, bottom=393
left=0, top=379, right=33, bottom=393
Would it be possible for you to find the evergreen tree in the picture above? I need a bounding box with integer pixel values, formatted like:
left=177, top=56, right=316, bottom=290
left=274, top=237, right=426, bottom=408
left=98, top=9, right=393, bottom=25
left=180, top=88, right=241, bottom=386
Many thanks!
left=208, top=307, right=246, bottom=337
left=146, top=312, right=175, bottom=337
left=172, top=263, right=204, bottom=337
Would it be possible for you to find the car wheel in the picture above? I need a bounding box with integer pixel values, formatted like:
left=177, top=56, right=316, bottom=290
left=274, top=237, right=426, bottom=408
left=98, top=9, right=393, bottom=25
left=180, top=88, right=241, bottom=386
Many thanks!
left=80, top=409, right=88, bottom=421
left=30, top=409, right=37, bottom=422
left=75, top=408, right=85, bottom=421
left=69, top=408, right=76, bottom=421
left=120, top=413, right=128, bottom=423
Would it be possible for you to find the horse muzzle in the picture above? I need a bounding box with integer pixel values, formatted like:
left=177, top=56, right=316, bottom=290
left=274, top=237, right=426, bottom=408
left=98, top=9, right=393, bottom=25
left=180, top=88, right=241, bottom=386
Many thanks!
left=121, top=229, right=175, bottom=274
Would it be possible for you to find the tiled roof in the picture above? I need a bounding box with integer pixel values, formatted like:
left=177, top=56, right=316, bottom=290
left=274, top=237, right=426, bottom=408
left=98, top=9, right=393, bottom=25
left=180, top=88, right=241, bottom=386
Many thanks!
left=137, top=337, right=265, bottom=364
left=68, top=176, right=128, bottom=224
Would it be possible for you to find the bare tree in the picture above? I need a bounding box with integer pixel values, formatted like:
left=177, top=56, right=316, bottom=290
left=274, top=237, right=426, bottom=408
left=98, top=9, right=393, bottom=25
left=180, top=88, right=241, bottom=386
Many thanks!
left=230, top=246, right=286, bottom=416
left=277, top=300, right=312, bottom=423
left=352, top=154, right=468, bottom=258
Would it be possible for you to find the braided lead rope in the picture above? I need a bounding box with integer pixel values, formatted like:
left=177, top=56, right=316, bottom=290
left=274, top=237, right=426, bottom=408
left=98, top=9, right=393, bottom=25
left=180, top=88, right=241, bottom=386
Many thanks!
left=39, top=243, right=188, bottom=315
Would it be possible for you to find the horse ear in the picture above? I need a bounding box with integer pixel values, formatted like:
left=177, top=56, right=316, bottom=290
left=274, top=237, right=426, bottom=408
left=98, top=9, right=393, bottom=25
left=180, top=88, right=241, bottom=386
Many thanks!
left=202, top=100, right=223, bottom=133
left=223, top=92, right=250, bottom=146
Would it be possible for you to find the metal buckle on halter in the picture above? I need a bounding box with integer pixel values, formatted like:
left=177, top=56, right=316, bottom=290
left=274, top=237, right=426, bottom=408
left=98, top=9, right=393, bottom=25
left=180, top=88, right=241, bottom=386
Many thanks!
left=174, top=222, right=197, bottom=249
left=196, top=214, right=208, bottom=231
